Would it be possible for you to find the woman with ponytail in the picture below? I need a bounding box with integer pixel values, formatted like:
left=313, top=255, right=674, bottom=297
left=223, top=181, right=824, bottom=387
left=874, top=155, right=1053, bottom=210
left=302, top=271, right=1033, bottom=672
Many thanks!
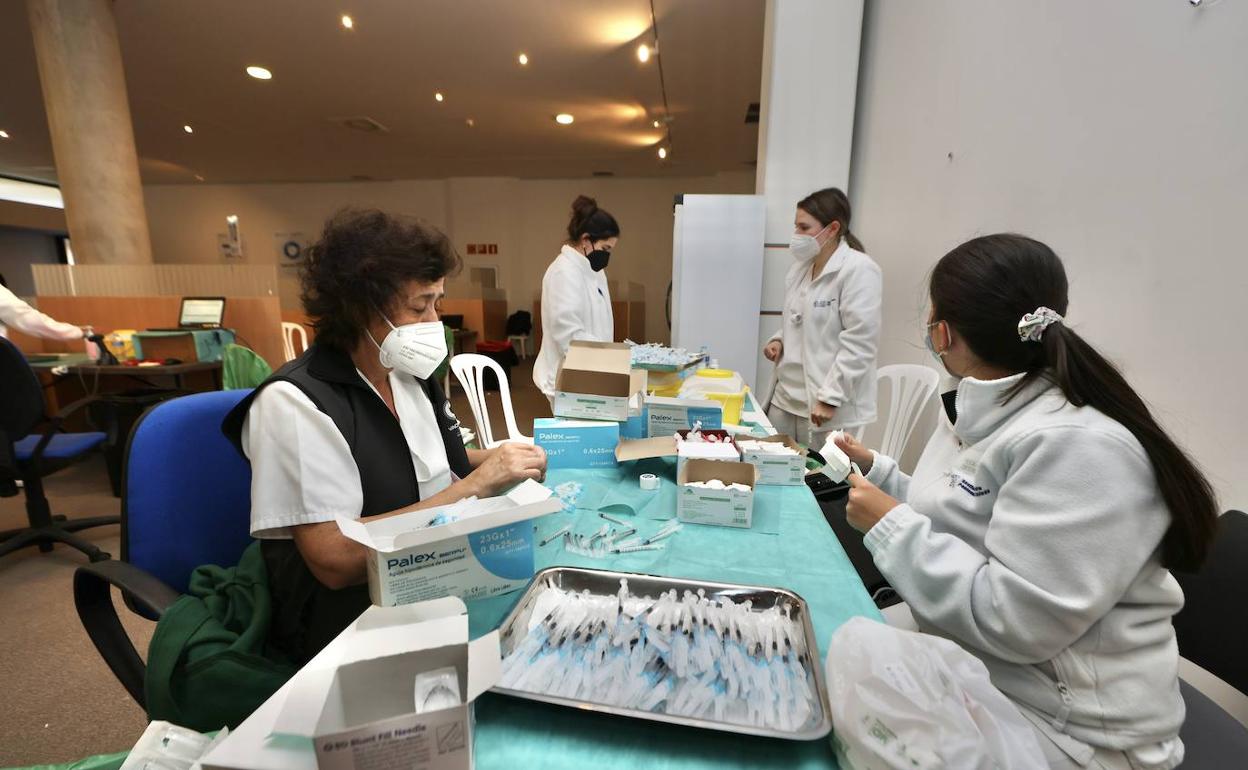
left=763, top=187, right=882, bottom=448
left=533, top=195, right=621, bottom=401
left=835, top=234, right=1217, bottom=769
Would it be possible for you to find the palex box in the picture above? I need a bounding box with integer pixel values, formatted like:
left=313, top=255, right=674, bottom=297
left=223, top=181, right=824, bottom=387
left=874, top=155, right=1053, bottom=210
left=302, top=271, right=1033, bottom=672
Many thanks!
left=676, top=458, right=757, bottom=529
left=645, top=395, right=723, bottom=437
left=263, top=598, right=499, bottom=770
left=553, top=341, right=647, bottom=421
left=336, top=480, right=561, bottom=607
left=534, top=417, right=620, bottom=469
left=738, top=434, right=808, bottom=486
left=674, top=428, right=740, bottom=476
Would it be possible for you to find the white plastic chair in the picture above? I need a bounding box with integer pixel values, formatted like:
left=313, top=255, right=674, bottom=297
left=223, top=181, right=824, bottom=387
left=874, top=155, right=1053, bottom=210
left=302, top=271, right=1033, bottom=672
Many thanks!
left=281, top=322, right=309, bottom=363
left=449, top=353, right=532, bottom=449
left=863, top=364, right=941, bottom=460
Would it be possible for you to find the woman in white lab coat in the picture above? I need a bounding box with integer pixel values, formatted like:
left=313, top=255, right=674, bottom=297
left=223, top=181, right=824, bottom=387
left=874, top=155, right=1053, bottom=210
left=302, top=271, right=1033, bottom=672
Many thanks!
left=533, top=195, right=620, bottom=400
left=763, top=188, right=882, bottom=448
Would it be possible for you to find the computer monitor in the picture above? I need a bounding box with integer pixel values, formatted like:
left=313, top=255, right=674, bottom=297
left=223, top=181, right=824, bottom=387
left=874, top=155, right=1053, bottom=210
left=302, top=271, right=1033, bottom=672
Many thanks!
left=179, top=297, right=226, bottom=328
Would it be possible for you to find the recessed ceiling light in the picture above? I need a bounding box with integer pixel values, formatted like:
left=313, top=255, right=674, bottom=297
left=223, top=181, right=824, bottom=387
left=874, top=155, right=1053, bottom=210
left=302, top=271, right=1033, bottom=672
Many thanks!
left=518, top=53, right=529, bottom=66
left=341, top=14, right=354, bottom=29
left=657, top=147, right=668, bottom=160
left=555, top=113, right=574, bottom=125
left=246, top=66, right=272, bottom=80
left=637, top=44, right=651, bottom=63
left=435, top=92, right=444, bottom=102
left=0, top=130, right=9, bottom=139
left=652, top=120, right=661, bottom=128
left=466, top=118, right=475, bottom=127
left=183, top=125, right=194, bottom=134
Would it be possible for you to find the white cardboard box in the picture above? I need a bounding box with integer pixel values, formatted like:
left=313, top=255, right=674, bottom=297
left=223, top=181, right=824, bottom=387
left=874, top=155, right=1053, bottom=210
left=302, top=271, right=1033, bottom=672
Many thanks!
left=674, top=428, right=740, bottom=476
left=676, top=458, right=757, bottom=529
left=552, top=341, right=647, bottom=421
left=738, top=434, right=808, bottom=486
left=645, top=395, right=723, bottom=437
left=206, top=598, right=499, bottom=770
left=336, top=480, right=560, bottom=607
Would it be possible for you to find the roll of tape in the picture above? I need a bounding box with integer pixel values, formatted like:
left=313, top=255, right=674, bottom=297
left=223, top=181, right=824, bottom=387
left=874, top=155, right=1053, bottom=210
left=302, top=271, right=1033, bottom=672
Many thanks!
left=639, top=473, right=659, bottom=491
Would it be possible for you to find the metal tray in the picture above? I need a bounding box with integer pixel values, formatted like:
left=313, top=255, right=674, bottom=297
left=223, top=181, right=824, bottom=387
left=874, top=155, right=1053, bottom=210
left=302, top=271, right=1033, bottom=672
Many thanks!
left=493, top=566, right=833, bottom=741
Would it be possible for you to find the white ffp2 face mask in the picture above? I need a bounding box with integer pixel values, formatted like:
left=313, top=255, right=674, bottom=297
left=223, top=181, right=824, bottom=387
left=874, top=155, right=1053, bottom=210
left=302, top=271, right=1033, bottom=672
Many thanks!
left=788, top=223, right=832, bottom=262
left=372, top=319, right=447, bottom=380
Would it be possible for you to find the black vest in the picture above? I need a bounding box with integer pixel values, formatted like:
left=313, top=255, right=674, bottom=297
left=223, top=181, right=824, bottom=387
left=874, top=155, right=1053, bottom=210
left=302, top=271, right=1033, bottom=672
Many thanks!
left=222, top=343, right=471, bottom=662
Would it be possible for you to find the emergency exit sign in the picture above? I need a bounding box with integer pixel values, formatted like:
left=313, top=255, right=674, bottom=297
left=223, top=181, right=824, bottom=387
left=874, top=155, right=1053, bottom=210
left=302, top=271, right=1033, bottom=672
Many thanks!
left=466, top=243, right=498, bottom=255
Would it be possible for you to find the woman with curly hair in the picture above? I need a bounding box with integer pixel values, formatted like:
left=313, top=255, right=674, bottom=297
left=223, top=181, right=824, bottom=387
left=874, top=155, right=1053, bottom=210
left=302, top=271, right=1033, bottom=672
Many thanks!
left=224, top=209, right=547, bottom=662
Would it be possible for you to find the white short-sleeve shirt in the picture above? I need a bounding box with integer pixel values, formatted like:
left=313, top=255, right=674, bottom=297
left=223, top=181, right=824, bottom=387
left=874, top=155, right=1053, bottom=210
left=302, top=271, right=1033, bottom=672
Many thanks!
left=241, top=370, right=453, bottom=539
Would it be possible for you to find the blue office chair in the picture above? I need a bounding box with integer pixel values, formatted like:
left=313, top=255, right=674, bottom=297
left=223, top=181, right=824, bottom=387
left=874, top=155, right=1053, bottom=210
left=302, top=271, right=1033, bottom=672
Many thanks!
left=74, top=389, right=255, bottom=706
left=0, top=336, right=117, bottom=562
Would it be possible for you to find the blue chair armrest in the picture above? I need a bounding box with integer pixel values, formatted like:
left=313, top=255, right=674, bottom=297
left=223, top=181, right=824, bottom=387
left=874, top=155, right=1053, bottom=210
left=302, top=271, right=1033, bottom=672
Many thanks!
left=29, top=394, right=106, bottom=463
left=73, top=560, right=181, bottom=708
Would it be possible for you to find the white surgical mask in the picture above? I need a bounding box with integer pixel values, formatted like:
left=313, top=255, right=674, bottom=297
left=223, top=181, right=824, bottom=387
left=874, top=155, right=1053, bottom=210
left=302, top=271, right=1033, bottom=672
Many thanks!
left=788, top=223, right=832, bottom=262
left=370, top=318, right=447, bottom=380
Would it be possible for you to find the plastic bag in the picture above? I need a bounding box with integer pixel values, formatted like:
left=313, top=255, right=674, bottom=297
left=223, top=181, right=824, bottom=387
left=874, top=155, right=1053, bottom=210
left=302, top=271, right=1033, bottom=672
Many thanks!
left=825, top=617, right=1047, bottom=770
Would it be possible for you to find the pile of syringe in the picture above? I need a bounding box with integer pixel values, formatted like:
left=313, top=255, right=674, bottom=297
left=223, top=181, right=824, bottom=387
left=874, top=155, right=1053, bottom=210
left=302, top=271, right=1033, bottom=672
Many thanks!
left=498, top=578, right=819, bottom=733
left=625, top=340, right=703, bottom=368
left=541, top=513, right=681, bottom=558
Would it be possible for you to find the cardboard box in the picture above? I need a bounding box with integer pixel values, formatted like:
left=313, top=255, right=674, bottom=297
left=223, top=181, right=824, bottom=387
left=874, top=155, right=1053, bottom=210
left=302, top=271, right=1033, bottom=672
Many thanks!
left=534, top=418, right=620, bottom=469
left=615, top=435, right=677, bottom=464
left=260, top=598, right=499, bottom=770
left=552, top=341, right=647, bottom=421
left=739, top=434, right=808, bottom=486
left=676, top=458, right=757, bottom=529
left=619, top=394, right=648, bottom=439
left=336, top=480, right=561, bottom=607
left=675, top=429, right=740, bottom=476
left=645, top=395, right=723, bottom=437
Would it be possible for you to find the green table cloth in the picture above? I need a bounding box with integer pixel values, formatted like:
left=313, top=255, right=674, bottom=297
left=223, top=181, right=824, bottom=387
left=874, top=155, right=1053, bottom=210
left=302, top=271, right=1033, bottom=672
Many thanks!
left=465, top=458, right=880, bottom=770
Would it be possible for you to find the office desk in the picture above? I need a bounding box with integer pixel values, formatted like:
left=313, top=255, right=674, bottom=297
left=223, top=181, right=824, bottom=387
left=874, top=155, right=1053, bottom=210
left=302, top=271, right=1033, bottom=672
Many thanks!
left=61, top=360, right=223, bottom=392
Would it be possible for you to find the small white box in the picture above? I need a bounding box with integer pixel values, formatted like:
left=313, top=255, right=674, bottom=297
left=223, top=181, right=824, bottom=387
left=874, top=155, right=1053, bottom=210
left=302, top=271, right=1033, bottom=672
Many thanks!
left=739, top=434, right=808, bottom=486
left=261, top=599, right=498, bottom=770
left=674, top=428, right=740, bottom=476
left=336, top=480, right=561, bottom=607
left=676, top=459, right=757, bottom=529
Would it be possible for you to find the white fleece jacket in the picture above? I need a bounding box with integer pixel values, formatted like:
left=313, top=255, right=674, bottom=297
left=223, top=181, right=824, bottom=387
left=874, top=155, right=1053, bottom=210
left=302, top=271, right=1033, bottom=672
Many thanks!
left=864, top=373, right=1185, bottom=769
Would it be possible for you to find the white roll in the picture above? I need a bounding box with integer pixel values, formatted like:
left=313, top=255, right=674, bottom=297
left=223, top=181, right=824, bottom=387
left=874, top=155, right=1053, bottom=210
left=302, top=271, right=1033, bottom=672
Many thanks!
left=639, top=473, right=659, bottom=491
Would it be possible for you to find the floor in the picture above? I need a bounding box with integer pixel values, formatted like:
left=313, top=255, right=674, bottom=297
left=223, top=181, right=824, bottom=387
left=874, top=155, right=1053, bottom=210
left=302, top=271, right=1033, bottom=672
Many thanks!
left=0, top=359, right=549, bottom=767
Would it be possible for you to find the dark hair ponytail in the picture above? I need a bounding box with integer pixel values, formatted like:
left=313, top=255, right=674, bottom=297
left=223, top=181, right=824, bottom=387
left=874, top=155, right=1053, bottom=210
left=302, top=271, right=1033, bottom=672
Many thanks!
left=931, top=234, right=1218, bottom=571
left=566, top=195, right=620, bottom=243
left=797, top=187, right=865, bottom=252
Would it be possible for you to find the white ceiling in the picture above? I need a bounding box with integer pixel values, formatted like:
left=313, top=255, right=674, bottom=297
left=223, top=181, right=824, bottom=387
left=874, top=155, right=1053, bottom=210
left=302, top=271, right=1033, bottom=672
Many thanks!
left=0, top=0, right=764, bottom=185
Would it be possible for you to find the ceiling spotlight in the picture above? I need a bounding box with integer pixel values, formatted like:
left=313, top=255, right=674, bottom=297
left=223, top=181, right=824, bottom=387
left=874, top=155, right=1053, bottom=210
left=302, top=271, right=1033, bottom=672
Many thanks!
left=657, top=146, right=668, bottom=160
left=652, top=120, right=661, bottom=128
left=466, top=118, right=475, bottom=127
left=246, top=66, right=273, bottom=80
left=341, top=14, right=354, bottom=28
left=183, top=125, right=194, bottom=134
left=518, top=53, right=529, bottom=66
left=435, top=92, right=444, bottom=102
left=637, top=43, right=651, bottom=63
left=555, top=113, right=575, bottom=125
left=0, top=130, right=9, bottom=139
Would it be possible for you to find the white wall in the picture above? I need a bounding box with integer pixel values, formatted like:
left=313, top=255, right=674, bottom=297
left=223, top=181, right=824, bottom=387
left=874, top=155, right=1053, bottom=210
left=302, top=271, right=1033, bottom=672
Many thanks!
left=850, top=0, right=1248, bottom=507
left=142, top=172, right=753, bottom=343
